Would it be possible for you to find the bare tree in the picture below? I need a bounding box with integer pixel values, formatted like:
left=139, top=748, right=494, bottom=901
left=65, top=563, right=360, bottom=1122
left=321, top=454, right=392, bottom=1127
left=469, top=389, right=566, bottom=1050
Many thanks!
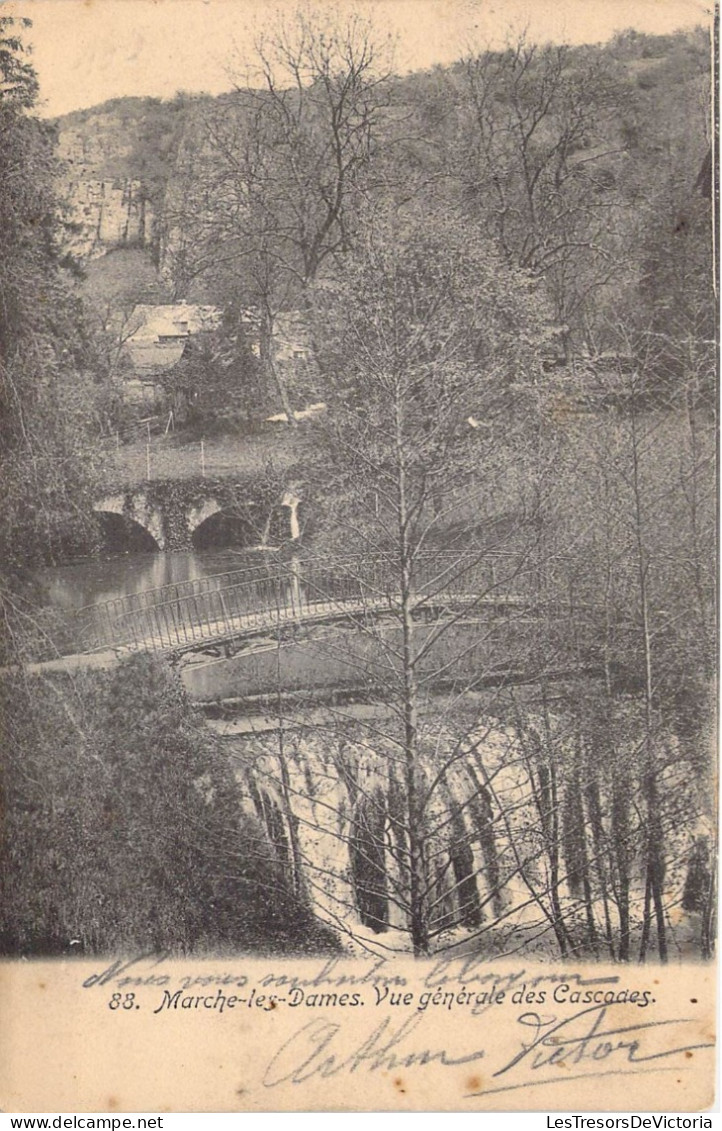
left=455, top=35, right=631, bottom=357
left=249, top=212, right=550, bottom=955
left=162, top=7, right=392, bottom=422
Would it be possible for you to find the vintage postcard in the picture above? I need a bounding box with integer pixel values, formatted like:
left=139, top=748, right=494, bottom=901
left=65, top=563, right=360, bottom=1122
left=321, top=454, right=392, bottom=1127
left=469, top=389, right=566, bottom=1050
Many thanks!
left=0, top=0, right=717, bottom=1114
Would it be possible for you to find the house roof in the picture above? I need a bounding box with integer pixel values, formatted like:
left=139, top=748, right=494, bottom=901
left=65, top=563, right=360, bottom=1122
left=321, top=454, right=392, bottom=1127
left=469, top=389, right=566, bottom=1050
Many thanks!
left=125, top=339, right=190, bottom=375
left=125, top=303, right=221, bottom=375
left=129, top=303, right=220, bottom=340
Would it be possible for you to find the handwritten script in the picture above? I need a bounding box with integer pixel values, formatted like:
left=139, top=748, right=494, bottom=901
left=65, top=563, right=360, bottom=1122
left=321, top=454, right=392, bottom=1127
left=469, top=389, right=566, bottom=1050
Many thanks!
left=79, top=954, right=713, bottom=1100
left=261, top=1004, right=712, bottom=1095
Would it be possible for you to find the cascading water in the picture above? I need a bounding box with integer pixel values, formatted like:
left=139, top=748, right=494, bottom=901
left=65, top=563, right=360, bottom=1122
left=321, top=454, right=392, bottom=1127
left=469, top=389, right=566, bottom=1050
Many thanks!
left=281, top=490, right=302, bottom=541
left=221, top=717, right=516, bottom=954
left=251, top=489, right=302, bottom=551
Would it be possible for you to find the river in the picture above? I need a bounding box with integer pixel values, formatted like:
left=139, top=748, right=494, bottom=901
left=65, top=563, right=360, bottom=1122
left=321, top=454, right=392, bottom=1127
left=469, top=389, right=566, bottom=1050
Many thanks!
left=36, top=547, right=277, bottom=612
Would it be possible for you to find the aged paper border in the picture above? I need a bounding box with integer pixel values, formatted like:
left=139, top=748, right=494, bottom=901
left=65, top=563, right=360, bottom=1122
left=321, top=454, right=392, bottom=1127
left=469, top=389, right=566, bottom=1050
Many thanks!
left=0, top=956, right=716, bottom=1111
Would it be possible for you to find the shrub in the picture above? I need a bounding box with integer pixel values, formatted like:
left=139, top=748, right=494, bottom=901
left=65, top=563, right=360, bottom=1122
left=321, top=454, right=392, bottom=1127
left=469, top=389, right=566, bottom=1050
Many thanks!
left=0, top=655, right=337, bottom=956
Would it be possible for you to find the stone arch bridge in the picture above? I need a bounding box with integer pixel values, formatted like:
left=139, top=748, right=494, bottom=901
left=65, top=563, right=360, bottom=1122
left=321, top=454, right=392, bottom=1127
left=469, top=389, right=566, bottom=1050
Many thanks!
left=94, top=480, right=303, bottom=552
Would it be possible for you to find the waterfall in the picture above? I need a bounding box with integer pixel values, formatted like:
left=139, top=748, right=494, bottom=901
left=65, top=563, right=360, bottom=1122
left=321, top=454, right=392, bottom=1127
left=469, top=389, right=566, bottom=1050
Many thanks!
left=248, top=490, right=301, bottom=551
left=225, top=718, right=517, bottom=952
left=281, top=490, right=301, bottom=541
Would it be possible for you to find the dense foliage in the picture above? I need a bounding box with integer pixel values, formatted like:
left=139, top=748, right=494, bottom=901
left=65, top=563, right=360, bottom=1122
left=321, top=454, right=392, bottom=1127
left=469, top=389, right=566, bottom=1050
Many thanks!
left=0, top=18, right=104, bottom=598
left=0, top=656, right=336, bottom=955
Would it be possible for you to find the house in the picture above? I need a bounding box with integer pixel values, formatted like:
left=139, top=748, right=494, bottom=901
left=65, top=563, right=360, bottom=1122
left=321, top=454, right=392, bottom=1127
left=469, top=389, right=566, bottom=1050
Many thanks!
left=122, top=302, right=221, bottom=406
left=120, top=302, right=312, bottom=416
left=124, top=303, right=221, bottom=375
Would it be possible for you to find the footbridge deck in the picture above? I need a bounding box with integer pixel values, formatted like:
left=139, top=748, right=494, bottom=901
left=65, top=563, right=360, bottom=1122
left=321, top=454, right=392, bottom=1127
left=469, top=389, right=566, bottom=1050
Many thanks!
left=69, top=552, right=539, bottom=659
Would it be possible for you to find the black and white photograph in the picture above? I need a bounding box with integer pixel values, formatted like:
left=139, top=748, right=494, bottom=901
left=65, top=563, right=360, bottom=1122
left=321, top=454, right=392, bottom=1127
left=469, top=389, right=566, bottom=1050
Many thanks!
left=0, top=0, right=717, bottom=1112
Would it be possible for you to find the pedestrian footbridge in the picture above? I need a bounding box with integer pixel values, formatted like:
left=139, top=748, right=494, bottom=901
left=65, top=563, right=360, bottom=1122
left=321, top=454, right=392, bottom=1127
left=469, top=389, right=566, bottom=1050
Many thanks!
left=69, top=552, right=536, bottom=660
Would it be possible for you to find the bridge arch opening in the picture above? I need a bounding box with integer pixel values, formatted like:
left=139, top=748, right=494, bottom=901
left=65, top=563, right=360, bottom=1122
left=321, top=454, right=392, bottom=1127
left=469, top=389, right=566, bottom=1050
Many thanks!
left=191, top=510, right=259, bottom=550
left=95, top=511, right=160, bottom=554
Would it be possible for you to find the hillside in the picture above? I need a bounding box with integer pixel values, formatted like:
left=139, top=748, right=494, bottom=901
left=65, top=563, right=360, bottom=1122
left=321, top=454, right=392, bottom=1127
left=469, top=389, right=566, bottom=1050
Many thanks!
left=52, top=27, right=712, bottom=306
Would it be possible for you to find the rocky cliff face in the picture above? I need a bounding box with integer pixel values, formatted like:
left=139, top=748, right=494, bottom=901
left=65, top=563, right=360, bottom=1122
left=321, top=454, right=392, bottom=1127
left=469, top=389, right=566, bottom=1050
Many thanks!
left=53, top=96, right=187, bottom=265
left=60, top=176, right=154, bottom=261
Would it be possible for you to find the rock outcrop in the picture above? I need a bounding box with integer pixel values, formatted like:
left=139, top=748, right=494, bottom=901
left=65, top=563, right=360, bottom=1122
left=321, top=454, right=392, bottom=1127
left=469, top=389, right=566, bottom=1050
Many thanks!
left=60, top=177, right=154, bottom=261
left=53, top=96, right=184, bottom=264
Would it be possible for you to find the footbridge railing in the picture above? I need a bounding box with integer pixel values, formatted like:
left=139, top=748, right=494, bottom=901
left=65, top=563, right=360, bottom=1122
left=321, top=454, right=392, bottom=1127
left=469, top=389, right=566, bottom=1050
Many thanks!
left=71, top=551, right=537, bottom=657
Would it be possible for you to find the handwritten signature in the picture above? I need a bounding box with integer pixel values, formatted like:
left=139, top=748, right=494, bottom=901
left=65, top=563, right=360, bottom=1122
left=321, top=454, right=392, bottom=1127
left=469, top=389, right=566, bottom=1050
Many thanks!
left=262, top=1004, right=713, bottom=1093
left=263, top=1012, right=485, bottom=1085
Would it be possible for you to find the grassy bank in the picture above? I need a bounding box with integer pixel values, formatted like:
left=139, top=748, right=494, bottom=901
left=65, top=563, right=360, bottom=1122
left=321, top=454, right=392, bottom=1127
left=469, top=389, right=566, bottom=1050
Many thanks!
left=106, top=425, right=304, bottom=487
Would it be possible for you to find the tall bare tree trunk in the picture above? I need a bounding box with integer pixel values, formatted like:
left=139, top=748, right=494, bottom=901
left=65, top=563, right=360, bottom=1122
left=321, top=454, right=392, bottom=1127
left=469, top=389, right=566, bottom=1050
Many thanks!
left=274, top=575, right=306, bottom=899
left=630, top=397, right=667, bottom=962
left=395, top=388, right=428, bottom=955
left=260, top=304, right=297, bottom=427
